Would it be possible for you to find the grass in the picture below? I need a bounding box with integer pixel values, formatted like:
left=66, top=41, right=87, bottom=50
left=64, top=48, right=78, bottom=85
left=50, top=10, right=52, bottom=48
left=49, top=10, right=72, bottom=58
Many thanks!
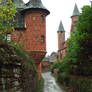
left=37, top=76, right=44, bottom=92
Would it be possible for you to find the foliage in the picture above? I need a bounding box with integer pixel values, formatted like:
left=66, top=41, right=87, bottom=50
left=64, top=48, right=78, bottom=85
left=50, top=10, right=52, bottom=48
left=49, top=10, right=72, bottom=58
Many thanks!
left=0, top=0, right=17, bottom=41
left=0, top=43, right=37, bottom=91
left=58, top=5, right=92, bottom=77
left=70, top=79, right=92, bottom=92
left=50, top=60, right=61, bottom=73
left=9, top=43, right=37, bottom=74
left=37, top=76, right=44, bottom=92
left=51, top=5, right=92, bottom=91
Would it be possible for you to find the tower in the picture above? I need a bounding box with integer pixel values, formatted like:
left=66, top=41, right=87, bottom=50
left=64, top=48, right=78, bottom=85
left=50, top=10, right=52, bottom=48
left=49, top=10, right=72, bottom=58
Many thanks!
left=11, top=0, right=50, bottom=80
left=71, top=4, right=80, bottom=32
left=57, top=21, right=65, bottom=60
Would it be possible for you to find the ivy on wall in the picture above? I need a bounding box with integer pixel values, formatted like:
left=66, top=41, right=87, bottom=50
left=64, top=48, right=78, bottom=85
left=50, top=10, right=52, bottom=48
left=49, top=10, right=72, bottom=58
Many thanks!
left=0, top=43, right=37, bottom=92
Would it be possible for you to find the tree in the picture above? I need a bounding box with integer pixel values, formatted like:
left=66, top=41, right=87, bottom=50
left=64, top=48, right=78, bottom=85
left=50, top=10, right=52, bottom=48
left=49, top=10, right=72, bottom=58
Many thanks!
left=61, top=5, right=92, bottom=76
left=0, top=0, right=17, bottom=41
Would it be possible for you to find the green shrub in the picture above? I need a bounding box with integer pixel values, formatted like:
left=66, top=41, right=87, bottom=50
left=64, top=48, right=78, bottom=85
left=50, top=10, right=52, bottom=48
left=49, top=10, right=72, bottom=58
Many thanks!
left=52, top=5, right=92, bottom=91
left=37, top=76, right=44, bottom=92
left=70, top=79, right=92, bottom=92
left=50, top=60, right=61, bottom=73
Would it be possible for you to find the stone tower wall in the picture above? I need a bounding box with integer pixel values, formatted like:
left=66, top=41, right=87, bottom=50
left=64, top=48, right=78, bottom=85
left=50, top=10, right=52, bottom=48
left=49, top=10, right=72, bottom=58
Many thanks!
left=58, top=31, right=65, bottom=60
left=11, top=11, right=47, bottom=80
left=71, top=16, right=79, bottom=32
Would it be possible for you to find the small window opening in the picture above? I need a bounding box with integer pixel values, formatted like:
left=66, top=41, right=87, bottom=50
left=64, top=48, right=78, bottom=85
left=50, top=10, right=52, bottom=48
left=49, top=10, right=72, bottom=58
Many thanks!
left=41, top=36, right=45, bottom=43
left=6, top=33, right=11, bottom=42
left=41, top=15, right=44, bottom=23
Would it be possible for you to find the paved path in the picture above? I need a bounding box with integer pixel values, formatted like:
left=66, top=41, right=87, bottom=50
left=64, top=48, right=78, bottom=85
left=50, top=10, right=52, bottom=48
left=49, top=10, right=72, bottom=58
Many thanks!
left=42, top=72, right=65, bottom=92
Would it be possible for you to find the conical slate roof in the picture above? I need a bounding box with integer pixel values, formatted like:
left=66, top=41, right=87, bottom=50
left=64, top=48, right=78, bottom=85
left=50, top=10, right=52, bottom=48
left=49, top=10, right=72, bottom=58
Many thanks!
left=71, top=3, right=80, bottom=17
left=13, top=0, right=26, bottom=29
left=57, top=21, right=65, bottom=32
left=1, top=0, right=26, bottom=9
left=22, top=0, right=50, bottom=15
left=0, top=0, right=25, bottom=29
left=13, top=0, right=26, bottom=9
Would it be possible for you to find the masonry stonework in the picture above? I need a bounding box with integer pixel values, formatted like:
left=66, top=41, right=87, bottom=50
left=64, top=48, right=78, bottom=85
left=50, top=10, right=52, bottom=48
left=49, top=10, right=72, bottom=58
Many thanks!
left=71, top=16, right=79, bottom=32
left=57, top=4, right=79, bottom=60
left=11, top=0, right=50, bottom=80
left=11, top=12, right=47, bottom=80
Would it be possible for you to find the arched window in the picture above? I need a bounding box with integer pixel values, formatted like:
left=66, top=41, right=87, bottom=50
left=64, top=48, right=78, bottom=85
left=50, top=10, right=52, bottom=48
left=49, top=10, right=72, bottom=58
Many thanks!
left=41, top=36, right=45, bottom=43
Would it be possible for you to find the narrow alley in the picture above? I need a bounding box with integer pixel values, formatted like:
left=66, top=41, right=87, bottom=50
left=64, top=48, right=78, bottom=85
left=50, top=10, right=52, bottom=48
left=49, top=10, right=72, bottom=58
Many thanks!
left=42, top=72, right=66, bottom=92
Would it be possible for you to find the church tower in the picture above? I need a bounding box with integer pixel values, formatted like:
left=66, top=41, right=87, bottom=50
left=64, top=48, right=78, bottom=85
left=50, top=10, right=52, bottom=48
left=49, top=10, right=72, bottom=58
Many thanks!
left=71, top=4, right=80, bottom=32
left=11, top=0, right=50, bottom=80
left=57, top=21, right=65, bottom=60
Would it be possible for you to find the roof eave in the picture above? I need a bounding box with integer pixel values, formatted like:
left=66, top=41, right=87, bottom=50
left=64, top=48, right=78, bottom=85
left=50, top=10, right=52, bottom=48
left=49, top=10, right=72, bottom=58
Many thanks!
left=21, top=8, right=50, bottom=15
left=71, top=14, right=79, bottom=18
left=57, top=30, right=65, bottom=33
left=15, top=27, right=26, bottom=30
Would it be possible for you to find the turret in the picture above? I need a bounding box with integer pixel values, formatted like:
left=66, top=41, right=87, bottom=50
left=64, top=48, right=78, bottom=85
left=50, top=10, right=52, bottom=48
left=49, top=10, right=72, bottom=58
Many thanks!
left=71, top=4, right=80, bottom=32
left=1, top=0, right=50, bottom=80
left=22, top=0, right=50, bottom=15
left=57, top=21, right=65, bottom=51
left=57, top=21, right=65, bottom=60
left=11, top=0, right=50, bottom=80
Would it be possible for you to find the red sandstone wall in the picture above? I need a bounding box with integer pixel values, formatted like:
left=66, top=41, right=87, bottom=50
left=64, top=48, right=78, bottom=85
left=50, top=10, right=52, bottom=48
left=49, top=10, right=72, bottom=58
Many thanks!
left=71, top=16, right=78, bottom=32
left=25, top=11, right=46, bottom=51
left=12, top=11, right=46, bottom=52
left=58, top=15, right=79, bottom=60
left=11, top=11, right=47, bottom=80
left=58, top=31, right=65, bottom=60
left=58, top=32, right=65, bottom=50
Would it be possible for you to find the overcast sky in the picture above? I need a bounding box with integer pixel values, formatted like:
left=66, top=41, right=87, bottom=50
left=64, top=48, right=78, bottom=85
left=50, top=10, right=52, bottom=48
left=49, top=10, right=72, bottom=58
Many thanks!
left=23, top=0, right=90, bottom=55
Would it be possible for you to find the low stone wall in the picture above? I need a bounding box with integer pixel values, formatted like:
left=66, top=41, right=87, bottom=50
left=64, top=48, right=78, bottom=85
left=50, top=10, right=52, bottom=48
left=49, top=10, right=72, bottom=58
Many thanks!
left=0, top=43, right=38, bottom=92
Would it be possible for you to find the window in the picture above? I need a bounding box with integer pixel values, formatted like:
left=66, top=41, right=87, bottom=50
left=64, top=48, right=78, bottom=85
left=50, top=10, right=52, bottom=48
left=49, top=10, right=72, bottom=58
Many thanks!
left=41, top=36, right=45, bottom=43
left=41, top=15, right=44, bottom=23
left=6, top=33, right=11, bottom=42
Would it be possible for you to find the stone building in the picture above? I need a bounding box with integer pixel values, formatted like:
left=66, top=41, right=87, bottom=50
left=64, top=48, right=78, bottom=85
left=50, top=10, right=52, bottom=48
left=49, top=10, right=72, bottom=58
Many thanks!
left=41, top=52, right=57, bottom=72
left=41, top=57, right=50, bottom=72
left=2, top=0, right=50, bottom=80
left=49, top=52, right=58, bottom=64
left=57, top=21, right=66, bottom=60
left=57, top=4, right=80, bottom=60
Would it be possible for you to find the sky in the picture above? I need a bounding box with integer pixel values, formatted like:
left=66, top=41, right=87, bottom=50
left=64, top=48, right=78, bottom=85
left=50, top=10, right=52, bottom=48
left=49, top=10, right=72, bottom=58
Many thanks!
left=23, top=0, right=90, bottom=55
